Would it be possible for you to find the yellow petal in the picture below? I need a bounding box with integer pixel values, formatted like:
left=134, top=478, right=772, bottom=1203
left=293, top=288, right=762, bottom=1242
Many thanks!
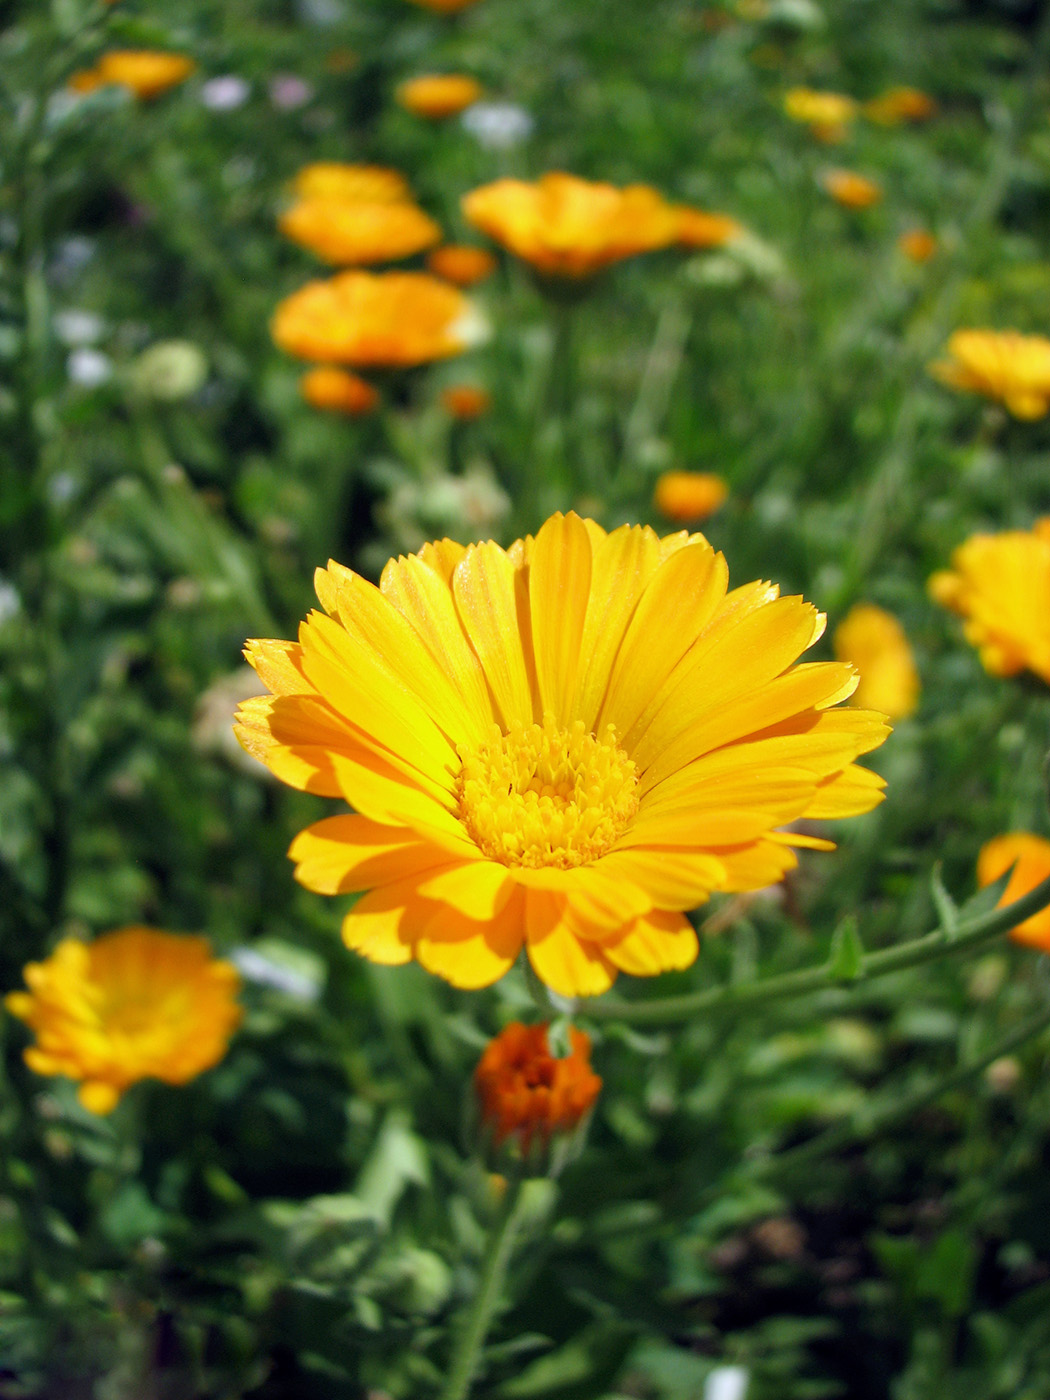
left=452, top=542, right=536, bottom=729
left=414, top=860, right=516, bottom=919
left=289, top=815, right=451, bottom=893
left=602, top=910, right=698, bottom=975
left=598, top=848, right=725, bottom=907
left=415, top=892, right=524, bottom=988
left=529, top=512, right=593, bottom=725
left=341, top=879, right=431, bottom=965
left=802, top=763, right=886, bottom=817
left=525, top=892, right=617, bottom=997
left=234, top=694, right=347, bottom=796
left=329, top=752, right=475, bottom=855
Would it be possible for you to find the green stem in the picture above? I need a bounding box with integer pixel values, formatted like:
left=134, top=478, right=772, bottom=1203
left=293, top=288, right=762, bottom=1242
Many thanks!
left=577, top=871, right=1050, bottom=1027
left=440, top=1173, right=525, bottom=1400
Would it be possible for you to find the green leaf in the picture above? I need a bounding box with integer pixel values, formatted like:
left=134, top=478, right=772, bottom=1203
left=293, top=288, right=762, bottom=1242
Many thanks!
left=828, top=917, right=864, bottom=982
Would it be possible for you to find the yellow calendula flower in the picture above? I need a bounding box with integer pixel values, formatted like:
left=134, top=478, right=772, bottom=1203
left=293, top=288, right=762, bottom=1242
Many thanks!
left=833, top=604, right=919, bottom=720
left=653, top=471, right=728, bottom=523
left=396, top=74, right=483, bottom=119
left=898, top=228, right=937, bottom=263
left=977, top=833, right=1050, bottom=951
left=292, top=163, right=412, bottom=204
left=784, top=87, right=858, bottom=141
left=929, top=329, right=1050, bottom=420
left=929, top=520, right=1050, bottom=685
left=69, top=50, right=196, bottom=101
left=5, top=928, right=242, bottom=1114
left=462, top=173, right=681, bottom=279
left=278, top=199, right=442, bottom=266
left=272, top=271, right=484, bottom=367
left=820, top=169, right=883, bottom=208
left=234, top=513, right=889, bottom=998
left=864, top=87, right=936, bottom=125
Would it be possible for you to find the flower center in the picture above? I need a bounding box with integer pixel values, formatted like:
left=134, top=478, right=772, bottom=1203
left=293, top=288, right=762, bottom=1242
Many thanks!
left=455, top=715, right=639, bottom=869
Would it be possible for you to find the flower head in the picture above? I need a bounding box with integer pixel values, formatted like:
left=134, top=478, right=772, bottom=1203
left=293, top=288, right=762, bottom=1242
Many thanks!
left=977, top=833, right=1050, bottom=950
left=820, top=169, right=883, bottom=208
left=426, top=244, right=498, bottom=286
left=929, top=520, right=1050, bottom=684
left=272, top=271, right=482, bottom=367
left=654, top=471, right=728, bottom=523
left=784, top=87, right=857, bottom=141
left=929, top=329, right=1050, bottom=420
left=278, top=199, right=442, bottom=266
left=675, top=207, right=742, bottom=249
left=396, top=74, right=483, bottom=119
left=898, top=228, right=937, bottom=263
left=441, top=384, right=491, bottom=419
left=864, top=87, right=936, bottom=125
left=462, top=174, right=681, bottom=279
left=5, top=928, right=242, bottom=1114
left=292, top=163, right=412, bottom=204
left=300, top=366, right=379, bottom=415
left=69, top=50, right=195, bottom=101
left=474, top=1022, right=601, bottom=1157
left=833, top=604, right=919, bottom=720
left=235, top=513, right=889, bottom=998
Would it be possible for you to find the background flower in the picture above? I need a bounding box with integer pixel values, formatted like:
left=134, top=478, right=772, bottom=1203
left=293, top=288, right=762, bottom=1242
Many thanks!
left=833, top=604, right=919, bottom=719
left=977, top=834, right=1050, bottom=950
left=929, top=329, right=1050, bottom=419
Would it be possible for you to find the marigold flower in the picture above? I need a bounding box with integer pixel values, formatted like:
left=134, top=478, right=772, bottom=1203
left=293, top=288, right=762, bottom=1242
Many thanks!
left=426, top=244, right=498, bottom=286
left=396, top=74, right=483, bottom=119
left=820, top=169, right=883, bottom=209
left=5, top=928, right=242, bottom=1114
left=300, top=366, right=379, bottom=416
left=272, top=271, right=483, bottom=368
left=832, top=604, right=919, bottom=720
left=292, top=163, right=412, bottom=204
left=675, top=207, right=742, bottom=249
left=278, top=199, right=442, bottom=266
left=928, top=329, right=1050, bottom=420
left=784, top=87, right=857, bottom=142
left=653, top=471, right=728, bottom=523
left=929, top=520, right=1050, bottom=684
left=898, top=228, right=937, bottom=263
left=69, top=51, right=196, bottom=101
left=462, top=173, right=681, bottom=279
left=977, top=833, right=1050, bottom=951
left=440, top=384, right=491, bottom=419
left=235, top=512, right=889, bottom=998
left=864, top=87, right=937, bottom=125
left=474, top=1022, right=601, bottom=1155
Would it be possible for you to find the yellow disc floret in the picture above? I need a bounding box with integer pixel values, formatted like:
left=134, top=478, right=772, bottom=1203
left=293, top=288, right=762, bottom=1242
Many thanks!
left=456, top=714, right=639, bottom=869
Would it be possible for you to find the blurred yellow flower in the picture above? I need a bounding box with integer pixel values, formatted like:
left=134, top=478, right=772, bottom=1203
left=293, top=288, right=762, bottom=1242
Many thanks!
left=977, top=833, right=1050, bottom=951
left=272, top=271, right=483, bottom=367
left=462, top=173, right=681, bottom=278
left=300, top=366, right=379, bottom=416
left=653, top=471, right=728, bottom=522
left=784, top=87, right=857, bottom=141
left=929, top=329, right=1050, bottom=420
left=929, top=519, right=1050, bottom=684
left=833, top=604, right=919, bottom=719
left=396, top=74, right=483, bottom=119
left=898, top=228, right=937, bottom=263
left=441, top=384, right=491, bottom=418
left=278, top=199, right=442, bottom=266
left=235, top=512, right=888, bottom=998
left=820, top=169, right=883, bottom=208
left=864, top=87, right=937, bottom=125
left=675, top=207, right=742, bottom=249
left=5, top=928, right=241, bottom=1114
left=292, top=163, right=412, bottom=204
left=69, top=50, right=196, bottom=100
left=426, top=244, right=498, bottom=286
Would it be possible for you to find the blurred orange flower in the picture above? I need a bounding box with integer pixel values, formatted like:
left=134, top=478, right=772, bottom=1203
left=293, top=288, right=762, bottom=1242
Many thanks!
left=69, top=50, right=196, bottom=100
left=675, top=207, right=742, bottom=248
left=833, top=604, right=919, bottom=720
left=300, top=366, right=379, bottom=416
left=784, top=87, right=857, bottom=141
left=441, top=384, right=491, bottom=419
left=278, top=200, right=442, bottom=266
left=929, top=520, right=1050, bottom=685
left=462, top=173, right=681, bottom=278
left=653, top=471, right=728, bottom=522
left=292, top=163, right=412, bottom=204
left=977, top=833, right=1050, bottom=950
left=820, top=169, right=883, bottom=208
left=864, top=87, right=937, bottom=125
left=929, top=329, right=1050, bottom=420
left=396, top=74, right=482, bottom=119
left=475, top=1022, right=602, bottom=1155
left=898, top=228, right=937, bottom=263
left=427, top=244, right=498, bottom=286
left=5, top=928, right=241, bottom=1114
left=272, top=271, right=483, bottom=367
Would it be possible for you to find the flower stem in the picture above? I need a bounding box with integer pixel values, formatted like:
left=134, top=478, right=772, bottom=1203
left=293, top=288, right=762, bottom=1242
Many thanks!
left=440, top=1172, right=526, bottom=1400
left=578, top=872, right=1050, bottom=1027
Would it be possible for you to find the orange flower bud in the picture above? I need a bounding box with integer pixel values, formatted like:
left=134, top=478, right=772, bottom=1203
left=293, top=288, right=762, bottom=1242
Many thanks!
left=820, top=169, right=883, bottom=209
left=441, top=384, right=491, bottom=419
left=300, top=366, right=379, bottom=415
left=898, top=228, right=937, bottom=263
left=427, top=244, right=498, bottom=286
left=653, top=471, right=728, bottom=523
left=396, top=74, right=483, bottom=119
left=474, top=1022, right=601, bottom=1163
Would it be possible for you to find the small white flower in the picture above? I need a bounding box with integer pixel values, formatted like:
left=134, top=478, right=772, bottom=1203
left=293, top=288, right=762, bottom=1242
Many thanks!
left=461, top=101, right=533, bottom=150
left=66, top=348, right=112, bottom=388
left=53, top=310, right=105, bottom=346
left=0, top=579, right=21, bottom=625
left=269, top=74, right=313, bottom=110
left=200, top=75, right=251, bottom=111
left=704, top=1367, right=749, bottom=1400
